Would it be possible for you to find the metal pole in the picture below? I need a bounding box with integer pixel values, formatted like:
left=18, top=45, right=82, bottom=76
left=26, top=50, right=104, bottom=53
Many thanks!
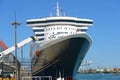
left=13, top=23, right=17, bottom=79
left=2, top=62, right=3, bottom=80
left=20, top=46, right=23, bottom=78
left=11, top=12, right=21, bottom=80
left=21, top=47, right=23, bottom=63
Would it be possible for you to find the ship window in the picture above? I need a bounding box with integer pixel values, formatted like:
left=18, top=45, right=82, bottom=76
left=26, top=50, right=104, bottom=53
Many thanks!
left=64, top=27, right=67, bottom=30
left=57, top=32, right=61, bottom=34
left=60, top=27, right=62, bottom=29
left=39, top=38, right=44, bottom=41
left=65, top=32, right=68, bottom=34
left=81, top=29, right=87, bottom=32
left=46, top=28, right=49, bottom=31
left=33, top=29, right=44, bottom=32
left=77, top=29, right=81, bottom=31
left=36, top=34, right=44, bottom=36
left=48, top=28, right=50, bottom=30
left=57, top=27, right=62, bottom=30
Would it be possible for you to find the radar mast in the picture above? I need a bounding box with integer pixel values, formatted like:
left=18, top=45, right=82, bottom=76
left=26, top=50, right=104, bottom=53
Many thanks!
left=56, top=2, right=60, bottom=16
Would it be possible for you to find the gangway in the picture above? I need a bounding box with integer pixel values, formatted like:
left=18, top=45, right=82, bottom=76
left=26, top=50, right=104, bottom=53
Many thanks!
left=0, top=36, right=37, bottom=61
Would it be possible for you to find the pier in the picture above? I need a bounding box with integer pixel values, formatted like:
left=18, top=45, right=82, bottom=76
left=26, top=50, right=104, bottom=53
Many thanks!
left=0, top=37, right=36, bottom=80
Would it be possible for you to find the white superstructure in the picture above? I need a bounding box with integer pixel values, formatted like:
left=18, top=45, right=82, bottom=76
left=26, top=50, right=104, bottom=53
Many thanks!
left=27, top=3, right=93, bottom=43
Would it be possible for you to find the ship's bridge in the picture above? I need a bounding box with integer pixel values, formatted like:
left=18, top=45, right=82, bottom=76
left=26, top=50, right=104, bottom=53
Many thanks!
left=27, top=16, right=93, bottom=43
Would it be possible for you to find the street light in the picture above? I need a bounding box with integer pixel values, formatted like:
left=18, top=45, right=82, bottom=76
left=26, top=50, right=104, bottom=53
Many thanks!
left=10, top=13, right=21, bottom=80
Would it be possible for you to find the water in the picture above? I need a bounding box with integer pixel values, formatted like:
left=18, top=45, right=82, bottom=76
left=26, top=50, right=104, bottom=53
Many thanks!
left=75, top=73, right=120, bottom=80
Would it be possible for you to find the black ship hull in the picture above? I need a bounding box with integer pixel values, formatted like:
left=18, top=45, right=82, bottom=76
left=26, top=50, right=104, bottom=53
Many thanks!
left=31, top=34, right=92, bottom=80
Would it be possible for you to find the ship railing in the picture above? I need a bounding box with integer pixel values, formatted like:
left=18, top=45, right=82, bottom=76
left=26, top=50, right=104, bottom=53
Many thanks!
left=21, top=76, right=52, bottom=80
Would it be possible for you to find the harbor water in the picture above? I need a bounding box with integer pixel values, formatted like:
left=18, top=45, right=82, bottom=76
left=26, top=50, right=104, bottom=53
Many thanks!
left=76, top=73, right=120, bottom=80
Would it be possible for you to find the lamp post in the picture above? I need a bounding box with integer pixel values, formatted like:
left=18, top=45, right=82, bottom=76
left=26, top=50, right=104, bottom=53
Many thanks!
left=11, top=13, right=21, bottom=80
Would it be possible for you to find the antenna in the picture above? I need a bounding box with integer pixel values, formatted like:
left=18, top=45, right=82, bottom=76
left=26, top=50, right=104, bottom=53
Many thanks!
left=56, top=2, right=60, bottom=16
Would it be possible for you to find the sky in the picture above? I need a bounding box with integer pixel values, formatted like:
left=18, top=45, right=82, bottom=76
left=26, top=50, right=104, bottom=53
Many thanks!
left=0, top=0, right=120, bottom=68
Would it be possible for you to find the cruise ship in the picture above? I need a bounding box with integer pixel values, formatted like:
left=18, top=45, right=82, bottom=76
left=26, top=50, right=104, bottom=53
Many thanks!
left=27, top=3, right=93, bottom=80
